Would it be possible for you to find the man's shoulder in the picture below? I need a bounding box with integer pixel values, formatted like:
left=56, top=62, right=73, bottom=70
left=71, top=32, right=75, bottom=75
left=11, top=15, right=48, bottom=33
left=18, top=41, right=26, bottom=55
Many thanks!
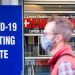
left=56, top=53, right=75, bottom=65
left=59, top=61, right=71, bottom=68
left=58, top=61, right=75, bottom=75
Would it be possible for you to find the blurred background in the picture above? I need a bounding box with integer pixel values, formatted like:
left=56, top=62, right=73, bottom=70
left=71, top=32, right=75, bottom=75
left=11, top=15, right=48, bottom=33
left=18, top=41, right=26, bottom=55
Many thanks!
left=24, top=0, right=75, bottom=75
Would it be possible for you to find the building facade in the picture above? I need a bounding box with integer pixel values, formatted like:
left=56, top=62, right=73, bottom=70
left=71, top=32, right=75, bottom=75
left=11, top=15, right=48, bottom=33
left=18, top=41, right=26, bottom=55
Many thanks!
left=24, top=0, right=75, bottom=75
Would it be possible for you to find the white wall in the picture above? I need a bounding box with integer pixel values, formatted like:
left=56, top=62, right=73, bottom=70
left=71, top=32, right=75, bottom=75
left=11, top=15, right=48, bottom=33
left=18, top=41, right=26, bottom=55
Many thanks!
left=2, top=0, right=18, bottom=5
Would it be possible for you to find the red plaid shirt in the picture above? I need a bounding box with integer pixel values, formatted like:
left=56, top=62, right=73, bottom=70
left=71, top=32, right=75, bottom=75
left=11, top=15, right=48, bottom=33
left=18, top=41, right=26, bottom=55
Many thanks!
left=58, top=61, right=75, bottom=75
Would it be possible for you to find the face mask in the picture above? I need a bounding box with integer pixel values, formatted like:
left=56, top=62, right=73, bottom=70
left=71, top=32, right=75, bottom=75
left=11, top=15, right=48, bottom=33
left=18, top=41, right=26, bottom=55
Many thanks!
left=40, top=35, right=54, bottom=52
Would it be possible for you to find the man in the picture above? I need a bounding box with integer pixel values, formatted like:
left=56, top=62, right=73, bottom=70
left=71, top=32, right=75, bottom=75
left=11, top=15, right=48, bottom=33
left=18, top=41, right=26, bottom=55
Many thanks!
left=40, top=16, right=75, bottom=75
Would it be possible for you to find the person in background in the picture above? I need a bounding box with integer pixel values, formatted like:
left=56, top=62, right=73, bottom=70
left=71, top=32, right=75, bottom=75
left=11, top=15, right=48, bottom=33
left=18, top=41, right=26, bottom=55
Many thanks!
left=40, top=16, right=75, bottom=75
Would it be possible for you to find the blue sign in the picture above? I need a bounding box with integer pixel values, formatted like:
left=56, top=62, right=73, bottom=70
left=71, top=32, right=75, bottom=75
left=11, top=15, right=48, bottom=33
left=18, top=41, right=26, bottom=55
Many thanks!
left=0, top=6, right=22, bottom=75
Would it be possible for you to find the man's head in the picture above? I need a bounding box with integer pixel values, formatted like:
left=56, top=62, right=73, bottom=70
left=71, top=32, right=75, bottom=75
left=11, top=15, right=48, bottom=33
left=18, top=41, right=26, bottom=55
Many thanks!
left=40, top=16, right=73, bottom=55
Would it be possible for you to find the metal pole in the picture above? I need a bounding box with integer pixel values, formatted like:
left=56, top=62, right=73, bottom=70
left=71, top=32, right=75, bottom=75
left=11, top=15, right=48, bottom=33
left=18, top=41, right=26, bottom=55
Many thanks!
left=32, top=65, right=34, bottom=75
left=28, top=65, right=32, bottom=75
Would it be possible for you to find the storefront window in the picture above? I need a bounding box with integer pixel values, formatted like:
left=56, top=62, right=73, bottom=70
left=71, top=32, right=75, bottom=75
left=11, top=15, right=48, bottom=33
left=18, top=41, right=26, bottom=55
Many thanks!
left=24, top=1, right=75, bottom=75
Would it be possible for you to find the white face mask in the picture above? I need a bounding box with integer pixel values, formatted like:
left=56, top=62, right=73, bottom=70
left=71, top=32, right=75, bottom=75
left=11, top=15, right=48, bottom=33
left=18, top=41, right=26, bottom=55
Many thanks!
left=40, top=35, right=54, bottom=52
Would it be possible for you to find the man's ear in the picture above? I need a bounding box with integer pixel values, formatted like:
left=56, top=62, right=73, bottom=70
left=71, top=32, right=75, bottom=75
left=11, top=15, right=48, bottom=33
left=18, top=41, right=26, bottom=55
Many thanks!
left=54, top=34, right=63, bottom=43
